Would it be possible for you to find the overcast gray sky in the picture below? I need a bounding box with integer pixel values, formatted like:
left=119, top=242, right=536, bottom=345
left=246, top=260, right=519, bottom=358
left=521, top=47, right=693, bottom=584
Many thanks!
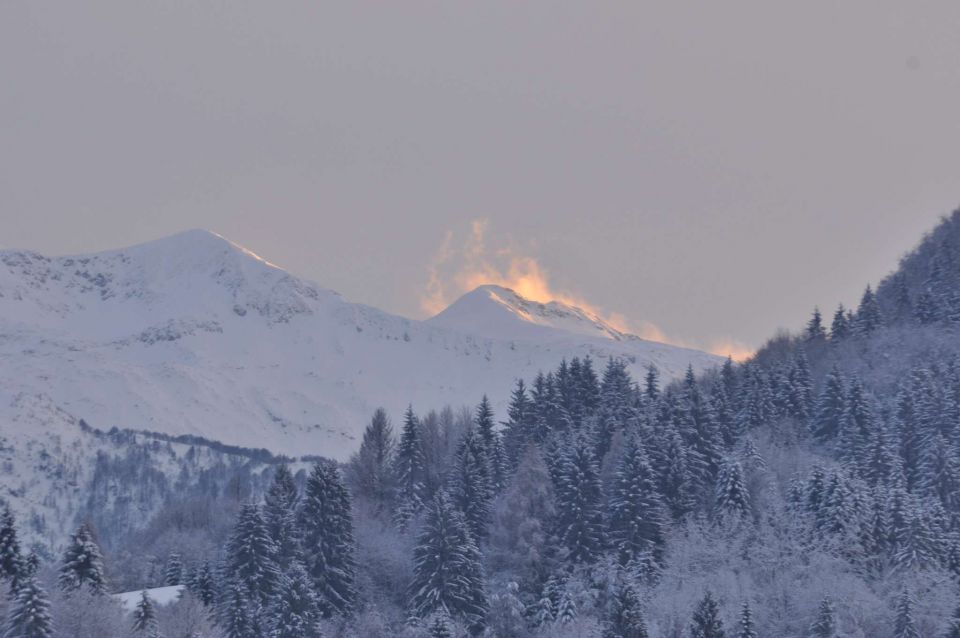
left=3, top=2, right=960, bottom=356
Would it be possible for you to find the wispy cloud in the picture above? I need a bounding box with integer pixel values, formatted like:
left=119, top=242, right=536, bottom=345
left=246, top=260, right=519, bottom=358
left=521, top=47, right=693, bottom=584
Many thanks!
left=420, top=219, right=753, bottom=361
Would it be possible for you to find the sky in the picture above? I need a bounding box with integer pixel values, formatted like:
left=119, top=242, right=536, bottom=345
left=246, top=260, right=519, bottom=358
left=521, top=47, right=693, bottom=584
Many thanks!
left=3, top=2, right=960, bottom=358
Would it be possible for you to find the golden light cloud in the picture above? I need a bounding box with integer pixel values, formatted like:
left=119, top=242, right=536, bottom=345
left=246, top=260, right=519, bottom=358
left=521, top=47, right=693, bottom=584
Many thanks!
left=420, top=219, right=754, bottom=360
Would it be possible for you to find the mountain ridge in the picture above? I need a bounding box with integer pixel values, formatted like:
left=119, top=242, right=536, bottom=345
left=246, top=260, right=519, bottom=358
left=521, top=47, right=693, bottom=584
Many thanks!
left=0, top=230, right=722, bottom=461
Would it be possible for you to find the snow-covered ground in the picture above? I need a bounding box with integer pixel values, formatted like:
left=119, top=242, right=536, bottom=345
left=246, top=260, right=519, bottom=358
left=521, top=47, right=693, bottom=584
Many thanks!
left=0, top=230, right=721, bottom=462
left=115, top=585, right=185, bottom=613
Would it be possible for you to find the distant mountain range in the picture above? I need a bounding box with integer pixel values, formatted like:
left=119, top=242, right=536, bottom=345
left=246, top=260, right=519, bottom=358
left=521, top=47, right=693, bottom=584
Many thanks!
left=0, top=230, right=720, bottom=461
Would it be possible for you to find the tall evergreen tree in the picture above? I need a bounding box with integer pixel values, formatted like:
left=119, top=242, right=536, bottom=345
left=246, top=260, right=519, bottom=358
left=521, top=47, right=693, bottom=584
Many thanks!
left=3, top=576, right=53, bottom=638
left=806, top=307, right=826, bottom=341
left=263, top=464, right=301, bottom=570
left=299, top=463, right=357, bottom=617
left=0, top=505, right=23, bottom=592
left=690, top=592, right=726, bottom=638
left=813, top=368, right=846, bottom=442
left=554, top=438, right=604, bottom=564
left=269, top=561, right=323, bottom=638
left=474, top=395, right=506, bottom=491
left=224, top=501, right=279, bottom=610
left=132, top=591, right=160, bottom=637
left=164, top=552, right=183, bottom=586
left=855, top=285, right=883, bottom=335
left=809, top=598, right=837, bottom=638
left=894, top=591, right=921, bottom=638
left=349, top=408, right=396, bottom=506
left=57, top=523, right=107, bottom=595
left=449, top=428, right=493, bottom=541
left=218, top=579, right=254, bottom=638
left=604, top=580, right=649, bottom=638
left=608, top=436, right=667, bottom=567
left=830, top=304, right=850, bottom=340
left=715, top=459, right=751, bottom=524
left=394, top=406, right=427, bottom=526
left=409, top=492, right=488, bottom=632
left=501, top=380, right=533, bottom=468
left=737, top=601, right=758, bottom=638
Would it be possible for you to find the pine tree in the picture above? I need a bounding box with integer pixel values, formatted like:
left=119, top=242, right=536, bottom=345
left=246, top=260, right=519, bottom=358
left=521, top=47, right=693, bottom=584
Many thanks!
left=164, top=552, right=183, bottom=586
left=268, top=561, right=323, bottom=638
left=299, top=462, right=357, bottom=617
left=224, top=501, right=279, bottom=610
left=604, top=580, right=649, bottom=638
left=474, top=395, right=506, bottom=492
left=263, top=464, right=301, bottom=569
left=57, top=523, right=107, bottom=595
left=191, top=560, right=216, bottom=607
left=554, top=438, right=604, bottom=564
left=894, top=591, right=921, bottom=638
left=690, top=592, right=726, bottom=638
left=449, top=428, right=493, bottom=541
left=737, top=601, right=758, bottom=638
left=218, top=579, right=254, bottom=638
left=608, top=436, right=667, bottom=567
left=921, top=434, right=960, bottom=511
left=0, top=504, right=23, bottom=592
left=501, top=379, right=533, bottom=469
left=3, top=575, right=53, bottom=638
left=394, top=405, right=427, bottom=526
left=894, top=505, right=939, bottom=571
left=855, top=285, right=883, bottom=336
left=132, top=590, right=160, bottom=637
left=809, top=598, right=837, bottom=638
left=806, top=307, right=826, bottom=341
left=349, top=408, right=396, bottom=507
left=658, top=429, right=696, bottom=519
left=813, top=368, right=846, bottom=442
left=409, top=492, right=488, bottom=631
left=839, top=379, right=874, bottom=463
left=830, top=304, right=849, bottom=340
left=715, top=459, right=751, bottom=524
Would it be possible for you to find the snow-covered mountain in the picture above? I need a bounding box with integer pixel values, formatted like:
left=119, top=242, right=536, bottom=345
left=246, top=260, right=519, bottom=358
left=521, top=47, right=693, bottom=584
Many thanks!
left=0, top=230, right=721, bottom=462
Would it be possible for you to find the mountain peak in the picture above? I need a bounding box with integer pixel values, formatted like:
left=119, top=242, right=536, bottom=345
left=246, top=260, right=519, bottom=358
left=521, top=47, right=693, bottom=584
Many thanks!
left=428, top=284, right=630, bottom=342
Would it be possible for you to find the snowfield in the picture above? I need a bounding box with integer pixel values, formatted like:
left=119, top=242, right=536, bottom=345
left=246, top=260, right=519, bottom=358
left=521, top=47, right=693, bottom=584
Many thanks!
left=0, top=230, right=721, bottom=461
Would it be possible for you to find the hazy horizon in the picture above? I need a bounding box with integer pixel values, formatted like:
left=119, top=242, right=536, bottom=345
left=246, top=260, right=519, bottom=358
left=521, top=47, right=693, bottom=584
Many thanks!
left=4, top=2, right=960, bottom=357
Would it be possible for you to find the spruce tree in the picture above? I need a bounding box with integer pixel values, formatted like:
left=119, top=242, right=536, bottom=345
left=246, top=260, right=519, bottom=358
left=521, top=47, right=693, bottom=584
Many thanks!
left=806, top=307, right=826, bottom=341
left=690, top=591, right=726, bottom=638
left=501, top=379, right=533, bottom=469
left=715, top=459, right=751, bottom=524
left=839, top=379, right=874, bottom=463
left=57, top=523, right=107, bottom=595
left=604, top=580, right=649, bottom=638
left=830, top=304, right=849, bottom=340
left=813, top=368, right=846, bottom=442
left=269, top=561, right=323, bottom=638
left=474, top=395, right=506, bottom=492
left=855, top=285, right=883, bottom=335
left=350, top=408, right=396, bottom=507
left=394, top=405, right=427, bottom=526
left=218, top=579, right=254, bottom=638
left=894, top=591, right=921, bottom=638
left=737, top=601, right=758, bottom=638
left=3, top=575, right=53, bottom=638
left=0, top=505, right=23, bottom=592
left=449, top=428, right=493, bottom=541
left=299, top=462, right=357, bottom=617
left=263, top=464, right=301, bottom=569
left=608, top=436, right=667, bottom=567
left=809, top=597, right=837, bottom=638
left=409, top=492, right=488, bottom=631
left=132, top=590, right=160, bottom=637
left=191, top=560, right=216, bottom=607
left=554, top=438, right=604, bottom=564
left=164, top=552, right=183, bottom=586
left=224, top=501, right=279, bottom=610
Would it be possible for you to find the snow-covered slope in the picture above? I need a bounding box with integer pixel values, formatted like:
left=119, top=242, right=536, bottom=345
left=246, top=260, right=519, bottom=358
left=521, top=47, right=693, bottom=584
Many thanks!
left=0, top=230, right=721, bottom=461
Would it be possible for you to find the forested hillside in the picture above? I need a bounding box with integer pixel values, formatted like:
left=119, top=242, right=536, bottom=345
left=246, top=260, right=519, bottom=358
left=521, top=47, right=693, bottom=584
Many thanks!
left=4, top=214, right=960, bottom=636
